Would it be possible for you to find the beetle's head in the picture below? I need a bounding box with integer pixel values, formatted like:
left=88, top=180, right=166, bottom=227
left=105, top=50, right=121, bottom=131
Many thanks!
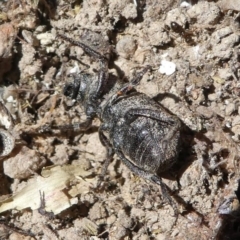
left=63, top=73, right=91, bottom=102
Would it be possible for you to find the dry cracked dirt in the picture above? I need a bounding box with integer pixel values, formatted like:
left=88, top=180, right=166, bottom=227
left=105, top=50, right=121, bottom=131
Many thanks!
left=0, top=0, right=240, bottom=239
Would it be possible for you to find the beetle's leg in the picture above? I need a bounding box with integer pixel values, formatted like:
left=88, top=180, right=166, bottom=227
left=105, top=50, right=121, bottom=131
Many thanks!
left=94, top=60, right=109, bottom=100
left=109, top=66, right=151, bottom=105
left=151, top=175, right=178, bottom=218
left=40, top=118, right=93, bottom=132
left=57, top=118, right=93, bottom=131
left=117, top=65, right=151, bottom=96
left=58, top=33, right=109, bottom=100
left=115, top=149, right=178, bottom=217
left=126, top=108, right=179, bottom=125
left=58, top=34, right=107, bottom=61
left=98, top=124, right=114, bottom=177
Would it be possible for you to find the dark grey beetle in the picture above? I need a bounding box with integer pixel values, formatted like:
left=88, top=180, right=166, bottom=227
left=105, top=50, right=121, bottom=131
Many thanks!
left=58, top=34, right=181, bottom=213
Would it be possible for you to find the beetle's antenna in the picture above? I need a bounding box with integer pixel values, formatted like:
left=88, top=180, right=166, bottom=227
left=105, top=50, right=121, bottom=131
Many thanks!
left=57, top=33, right=107, bottom=61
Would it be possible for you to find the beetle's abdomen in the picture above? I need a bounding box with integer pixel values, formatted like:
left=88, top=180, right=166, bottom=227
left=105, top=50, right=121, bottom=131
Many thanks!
left=120, top=117, right=179, bottom=174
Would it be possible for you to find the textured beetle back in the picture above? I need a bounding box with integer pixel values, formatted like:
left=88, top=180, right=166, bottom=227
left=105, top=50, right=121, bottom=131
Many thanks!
left=102, top=92, right=181, bottom=174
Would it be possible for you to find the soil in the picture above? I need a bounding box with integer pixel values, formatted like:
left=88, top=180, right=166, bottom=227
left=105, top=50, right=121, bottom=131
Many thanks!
left=0, top=0, right=240, bottom=239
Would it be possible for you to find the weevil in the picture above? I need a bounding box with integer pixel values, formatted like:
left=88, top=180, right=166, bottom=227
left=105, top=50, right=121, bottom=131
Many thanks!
left=58, top=34, right=181, bottom=214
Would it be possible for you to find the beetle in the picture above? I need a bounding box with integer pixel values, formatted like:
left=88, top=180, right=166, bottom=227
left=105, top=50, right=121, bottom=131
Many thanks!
left=57, top=34, right=181, bottom=214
